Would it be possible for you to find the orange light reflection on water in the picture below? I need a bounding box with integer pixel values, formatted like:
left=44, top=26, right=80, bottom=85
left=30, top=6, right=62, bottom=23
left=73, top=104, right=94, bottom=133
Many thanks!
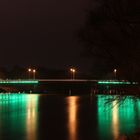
left=112, top=101, right=119, bottom=140
left=26, top=95, right=38, bottom=140
left=67, top=96, right=79, bottom=140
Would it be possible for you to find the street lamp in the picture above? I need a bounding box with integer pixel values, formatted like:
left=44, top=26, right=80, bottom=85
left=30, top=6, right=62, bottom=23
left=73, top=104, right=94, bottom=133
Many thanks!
left=33, top=69, right=36, bottom=79
left=70, top=68, right=76, bottom=79
left=114, top=69, right=117, bottom=79
left=28, top=68, right=32, bottom=79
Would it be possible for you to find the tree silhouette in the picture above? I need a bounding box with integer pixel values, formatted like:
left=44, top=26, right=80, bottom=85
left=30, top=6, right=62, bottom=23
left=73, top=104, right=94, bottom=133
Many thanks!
left=79, top=0, right=140, bottom=80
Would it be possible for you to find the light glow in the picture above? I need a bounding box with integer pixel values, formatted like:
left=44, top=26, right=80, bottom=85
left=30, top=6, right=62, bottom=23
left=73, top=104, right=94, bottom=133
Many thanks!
left=0, top=80, right=39, bottom=84
left=98, top=80, right=138, bottom=85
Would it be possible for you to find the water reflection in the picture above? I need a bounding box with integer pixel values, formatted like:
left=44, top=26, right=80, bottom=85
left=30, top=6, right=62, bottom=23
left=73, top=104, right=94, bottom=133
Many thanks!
left=0, top=94, right=140, bottom=140
left=67, top=96, right=79, bottom=140
left=112, top=101, right=119, bottom=140
left=26, top=95, right=38, bottom=140
left=98, top=95, right=140, bottom=140
left=0, top=94, right=39, bottom=140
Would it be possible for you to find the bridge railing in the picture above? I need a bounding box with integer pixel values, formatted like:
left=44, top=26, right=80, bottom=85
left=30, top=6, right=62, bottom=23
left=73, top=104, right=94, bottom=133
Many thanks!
left=0, top=80, right=39, bottom=84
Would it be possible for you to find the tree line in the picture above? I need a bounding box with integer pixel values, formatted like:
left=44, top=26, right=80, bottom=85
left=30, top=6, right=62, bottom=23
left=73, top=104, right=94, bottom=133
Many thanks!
left=79, top=0, right=140, bottom=81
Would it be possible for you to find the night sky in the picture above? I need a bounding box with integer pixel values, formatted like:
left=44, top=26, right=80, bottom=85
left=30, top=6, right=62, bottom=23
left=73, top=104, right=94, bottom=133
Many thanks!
left=0, top=0, right=92, bottom=73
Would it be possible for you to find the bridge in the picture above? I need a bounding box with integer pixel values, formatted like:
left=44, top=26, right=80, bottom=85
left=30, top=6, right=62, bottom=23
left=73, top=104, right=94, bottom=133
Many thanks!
left=0, top=79, right=138, bottom=85
left=0, top=79, right=138, bottom=94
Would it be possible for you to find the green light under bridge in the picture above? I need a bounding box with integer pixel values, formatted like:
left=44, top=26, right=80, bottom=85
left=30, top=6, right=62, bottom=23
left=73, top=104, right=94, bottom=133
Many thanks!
left=98, top=81, right=138, bottom=85
left=0, top=80, right=39, bottom=84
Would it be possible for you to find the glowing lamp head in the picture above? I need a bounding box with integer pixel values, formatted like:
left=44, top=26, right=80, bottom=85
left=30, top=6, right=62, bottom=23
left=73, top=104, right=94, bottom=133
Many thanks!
left=28, top=68, right=32, bottom=72
left=70, top=68, right=73, bottom=72
left=33, top=69, right=36, bottom=73
left=72, top=69, right=76, bottom=73
left=114, top=69, right=117, bottom=73
left=70, top=68, right=76, bottom=73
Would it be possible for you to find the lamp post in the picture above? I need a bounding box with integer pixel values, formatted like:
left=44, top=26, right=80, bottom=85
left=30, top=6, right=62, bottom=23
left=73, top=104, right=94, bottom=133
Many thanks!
left=70, top=68, right=76, bottom=79
left=33, top=69, right=36, bottom=79
left=28, top=68, right=32, bottom=79
left=114, top=69, right=117, bottom=79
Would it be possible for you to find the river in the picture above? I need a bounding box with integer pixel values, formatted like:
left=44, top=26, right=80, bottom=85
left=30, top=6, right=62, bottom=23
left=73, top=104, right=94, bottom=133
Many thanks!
left=0, top=93, right=140, bottom=140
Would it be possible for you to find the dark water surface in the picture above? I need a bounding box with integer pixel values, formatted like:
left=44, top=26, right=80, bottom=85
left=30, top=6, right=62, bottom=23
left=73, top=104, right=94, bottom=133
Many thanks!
left=0, top=94, right=140, bottom=140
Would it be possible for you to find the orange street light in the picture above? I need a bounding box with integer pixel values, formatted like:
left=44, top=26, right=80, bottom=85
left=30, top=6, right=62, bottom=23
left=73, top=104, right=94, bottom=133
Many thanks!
left=28, top=68, right=32, bottom=79
left=33, top=69, right=36, bottom=79
left=70, top=68, right=76, bottom=79
left=114, top=69, right=117, bottom=79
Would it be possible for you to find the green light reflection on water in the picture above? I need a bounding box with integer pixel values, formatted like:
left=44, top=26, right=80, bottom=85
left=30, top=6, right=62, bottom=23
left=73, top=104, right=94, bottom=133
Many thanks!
left=97, top=95, right=140, bottom=140
left=0, top=93, right=39, bottom=140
